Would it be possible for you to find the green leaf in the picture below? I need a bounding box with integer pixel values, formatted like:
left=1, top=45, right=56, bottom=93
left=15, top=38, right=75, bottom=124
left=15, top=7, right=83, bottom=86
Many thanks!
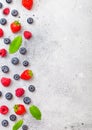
left=12, top=119, right=23, bottom=130
left=29, top=105, right=42, bottom=120
left=9, top=35, right=22, bottom=54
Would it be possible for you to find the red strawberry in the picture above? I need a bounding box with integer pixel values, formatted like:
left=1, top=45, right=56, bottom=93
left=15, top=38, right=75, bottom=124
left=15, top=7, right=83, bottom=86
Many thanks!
left=3, top=8, right=10, bottom=15
left=24, top=31, right=32, bottom=40
left=0, top=28, right=4, bottom=38
left=0, top=105, right=9, bottom=115
left=15, top=88, right=25, bottom=97
left=20, top=69, right=33, bottom=80
left=14, top=104, right=26, bottom=115
left=1, top=77, right=11, bottom=87
left=22, top=0, right=33, bottom=10
left=0, top=49, right=7, bottom=57
left=10, top=21, right=21, bottom=33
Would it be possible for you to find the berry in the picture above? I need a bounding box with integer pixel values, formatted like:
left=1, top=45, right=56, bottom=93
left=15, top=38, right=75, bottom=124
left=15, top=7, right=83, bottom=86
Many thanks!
left=0, top=91, right=2, bottom=97
left=27, top=17, right=33, bottom=24
left=9, top=114, right=17, bottom=121
left=10, top=21, right=21, bottom=33
left=5, top=92, right=13, bottom=100
left=6, top=0, right=12, bottom=3
left=28, top=85, right=35, bottom=92
left=1, top=120, right=9, bottom=127
left=13, top=74, right=20, bottom=80
left=19, top=47, right=27, bottom=55
left=0, top=2, right=3, bottom=8
left=23, top=97, right=31, bottom=104
left=11, top=57, right=19, bottom=65
left=1, top=77, right=11, bottom=87
left=4, top=38, right=11, bottom=44
left=22, top=125, right=28, bottom=130
left=20, top=69, right=33, bottom=80
left=15, top=88, right=25, bottom=97
left=3, top=8, right=10, bottom=15
left=1, top=65, right=9, bottom=73
left=23, top=60, right=29, bottom=67
left=0, top=49, right=7, bottom=57
left=24, top=31, right=32, bottom=40
left=11, top=9, right=18, bottom=16
left=0, top=105, right=9, bottom=114
left=0, top=18, right=7, bottom=25
left=22, top=0, right=33, bottom=10
left=0, top=28, right=4, bottom=37
left=14, top=104, right=26, bottom=115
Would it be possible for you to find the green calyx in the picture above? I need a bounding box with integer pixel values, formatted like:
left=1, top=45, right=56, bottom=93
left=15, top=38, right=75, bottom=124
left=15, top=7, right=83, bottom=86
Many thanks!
left=14, top=21, right=21, bottom=25
left=14, top=105, right=18, bottom=112
left=28, top=70, right=33, bottom=77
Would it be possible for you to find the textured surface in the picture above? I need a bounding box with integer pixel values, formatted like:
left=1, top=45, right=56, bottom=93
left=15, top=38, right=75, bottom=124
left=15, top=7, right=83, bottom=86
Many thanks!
left=0, top=0, right=92, bottom=130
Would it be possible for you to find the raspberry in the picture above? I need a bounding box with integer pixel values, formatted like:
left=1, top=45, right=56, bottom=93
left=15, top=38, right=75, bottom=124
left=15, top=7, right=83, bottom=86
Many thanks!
left=0, top=49, right=7, bottom=57
left=0, top=105, right=9, bottom=115
left=23, top=31, right=32, bottom=40
left=1, top=77, right=11, bottom=87
left=15, top=88, right=25, bottom=97
left=3, top=8, right=10, bottom=15
left=0, top=28, right=4, bottom=37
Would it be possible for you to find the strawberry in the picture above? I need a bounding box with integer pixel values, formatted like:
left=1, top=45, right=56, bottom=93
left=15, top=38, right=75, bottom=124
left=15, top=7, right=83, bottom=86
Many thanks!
left=0, top=28, right=4, bottom=38
left=24, top=31, right=32, bottom=40
left=14, top=104, right=26, bottom=115
left=3, top=8, right=10, bottom=15
left=1, top=77, right=11, bottom=87
left=20, top=69, right=33, bottom=80
left=22, top=0, right=33, bottom=10
left=15, top=88, right=25, bottom=97
left=0, top=49, right=7, bottom=57
left=0, top=105, right=9, bottom=115
left=10, top=21, right=21, bottom=33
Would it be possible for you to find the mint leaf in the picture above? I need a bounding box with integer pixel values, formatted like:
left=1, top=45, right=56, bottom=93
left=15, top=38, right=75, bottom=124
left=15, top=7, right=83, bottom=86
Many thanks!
left=12, top=119, right=23, bottom=130
left=9, top=35, right=22, bottom=54
left=29, top=105, right=42, bottom=120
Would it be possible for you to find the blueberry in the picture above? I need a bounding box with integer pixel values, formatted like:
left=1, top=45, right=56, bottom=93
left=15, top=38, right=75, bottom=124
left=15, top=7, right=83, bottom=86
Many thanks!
left=28, top=85, right=35, bottom=92
left=23, top=97, right=31, bottom=104
left=9, top=114, right=17, bottom=121
left=19, top=47, right=27, bottom=55
left=1, top=120, right=8, bottom=127
left=0, top=91, right=2, bottom=97
left=1, top=65, right=9, bottom=73
left=5, top=92, right=13, bottom=100
left=4, top=38, right=11, bottom=44
left=0, top=18, right=7, bottom=25
left=11, top=57, right=19, bottom=65
left=22, top=125, right=28, bottom=130
left=23, top=60, right=29, bottom=67
left=11, top=9, right=18, bottom=16
left=6, top=0, right=12, bottom=3
left=0, top=2, right=3, bottom=8
left=27, top=17, right=33, bottom=24
left=13, top=74, right=20, bottom=80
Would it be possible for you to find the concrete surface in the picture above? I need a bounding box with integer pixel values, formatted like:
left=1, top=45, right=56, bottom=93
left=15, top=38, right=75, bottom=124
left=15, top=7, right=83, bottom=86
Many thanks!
left=0, top=0, right=92, bottom=130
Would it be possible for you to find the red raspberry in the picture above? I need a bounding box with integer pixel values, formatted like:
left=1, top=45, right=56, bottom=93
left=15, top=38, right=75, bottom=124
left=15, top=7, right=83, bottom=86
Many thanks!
left=23, top=31, right=32, bottom=40
left=1, top=77, right=11, bottom=87
left=0, top=28, right=4, bottom=38
left=0, top=49, right=7, bottom=57
left=15, top=88, right=25, bottom=97
left=3, top=8, right=10, bottom=15
left=0, top=105, right=9, bottom=115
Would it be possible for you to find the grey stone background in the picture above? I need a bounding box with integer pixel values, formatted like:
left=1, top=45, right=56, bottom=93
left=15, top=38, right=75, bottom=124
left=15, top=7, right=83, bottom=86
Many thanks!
left=0, top=0, right=92, bottom=130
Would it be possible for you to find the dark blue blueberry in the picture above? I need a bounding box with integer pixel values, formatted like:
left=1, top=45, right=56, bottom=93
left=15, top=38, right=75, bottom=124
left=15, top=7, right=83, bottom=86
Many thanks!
left=5, top=92, right=13, bottom=100
left=0, top=2, right=3, bottom=8
left=6, top=0, right=12, bottom=3
left=19, top=47, right=27, bottom=55
left=27, top=17, right=33, bottom=24
left=13, top=74, right=20, bottom=80
left=1, top=120, right=9, bottom=127
left=4, top=38, right=11, bottom=44
left=28, top=85, right=35, bottom=92
left=9, top=114, right=17, bottom=121
left=11, top=9, right=18, bottom=16
left=23, top=97, right=31, bottom=104
left=1, top=65, right=9, bottom=73
left=0, top=91, right=2, bottom=97
left=11, top=57, right=19, bottom=65
left=0, top=18, right=7, bottom=25
left=22, top=125, right=28, bottom=130
left=23, top=60, right=29, bottom=67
